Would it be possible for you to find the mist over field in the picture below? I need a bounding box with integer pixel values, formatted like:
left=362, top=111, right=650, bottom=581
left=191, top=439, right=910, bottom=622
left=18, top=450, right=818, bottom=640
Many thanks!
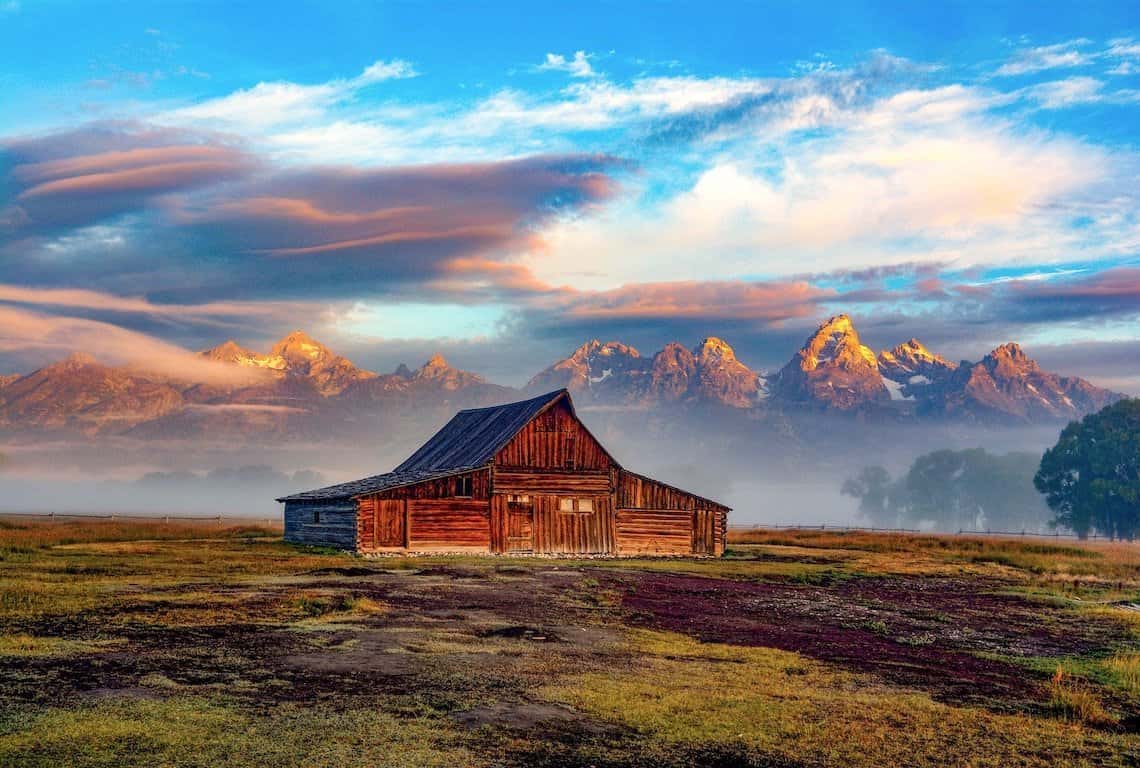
left=0, top=401, right=1065, bottom=527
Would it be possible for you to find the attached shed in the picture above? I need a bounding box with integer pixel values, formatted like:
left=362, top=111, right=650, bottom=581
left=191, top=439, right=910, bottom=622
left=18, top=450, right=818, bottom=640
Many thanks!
left=278, top=389, right=729, bottom=556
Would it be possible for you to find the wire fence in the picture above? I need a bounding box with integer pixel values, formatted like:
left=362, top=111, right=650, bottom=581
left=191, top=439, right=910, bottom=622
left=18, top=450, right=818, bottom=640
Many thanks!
left=728, top=523, right=1125, bottom=542
left=0, top=510, right=281, bottom=527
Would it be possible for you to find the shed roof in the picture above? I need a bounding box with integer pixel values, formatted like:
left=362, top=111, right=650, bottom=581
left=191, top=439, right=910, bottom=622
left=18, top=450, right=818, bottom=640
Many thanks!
left=277, top=389, right=567, bottom=502
left=277, top=467, right=474, bottom=503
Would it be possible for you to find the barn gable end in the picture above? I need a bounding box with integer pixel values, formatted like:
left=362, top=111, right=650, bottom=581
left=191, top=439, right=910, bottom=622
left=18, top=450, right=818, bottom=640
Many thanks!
left=278, top=389, right=730, bottom=556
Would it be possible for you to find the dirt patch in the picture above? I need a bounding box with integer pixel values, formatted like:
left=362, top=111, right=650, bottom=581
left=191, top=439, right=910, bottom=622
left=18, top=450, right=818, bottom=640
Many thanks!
left=598, top=570, right=1131, bottom=709
left=305, top=566, right=383, bottom=577
left=478, top=626, right=564, bottom=643
left=452, top=700, right=604, bottom=732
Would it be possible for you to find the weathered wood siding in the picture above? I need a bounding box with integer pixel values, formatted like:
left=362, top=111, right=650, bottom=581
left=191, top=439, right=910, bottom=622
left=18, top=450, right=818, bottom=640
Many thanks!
left=373, top=469, right=490, bottom=500
left=533, top=494, right=616, bottom=554
left=407, top=499, right=491, bottom=551
left=357, top=498, right=407, bottom=551
left=494, top=399, right=611, bottom=471
left=493, top=469, right=611, bottom=495
left=617, top=470, right=725, bottom=512
left=283, top=499, right=358, bottom=550
left=615, top=509, right=694, bottom=555
left=615, top=470, right=729, bottom=556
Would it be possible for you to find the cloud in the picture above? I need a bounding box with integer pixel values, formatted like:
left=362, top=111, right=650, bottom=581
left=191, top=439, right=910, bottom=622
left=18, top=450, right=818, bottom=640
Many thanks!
left=1, top=124, right=627, bottom=304
left=0, top=305, right=267, bottom=385
left=541, top=279, right=832, bottom=323
left=996, top=40, right=1094, bottom=76
left=163, top=59, right=416, bottom=131
left=538, top=51, right=597, bottom=78
left=996, top=266, right=1140, bottom=323
left=529, top=111, right=1108, bottom=287
left=1, top=123, right=256, bottom=236
left=0, top=283, right=300, bottom=333
left=1021, top=77, right=1105, bottom=109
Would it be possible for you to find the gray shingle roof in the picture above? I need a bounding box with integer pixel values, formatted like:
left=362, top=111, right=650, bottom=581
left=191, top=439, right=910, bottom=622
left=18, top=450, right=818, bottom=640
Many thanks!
left=276, top=389, right=567, bottom=502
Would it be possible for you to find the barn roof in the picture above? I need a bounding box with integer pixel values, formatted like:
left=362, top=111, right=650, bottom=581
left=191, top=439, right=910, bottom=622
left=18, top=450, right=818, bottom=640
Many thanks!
left=277, top=389, right=568, bottom=502
left=393, top=389, right=568, bottom=474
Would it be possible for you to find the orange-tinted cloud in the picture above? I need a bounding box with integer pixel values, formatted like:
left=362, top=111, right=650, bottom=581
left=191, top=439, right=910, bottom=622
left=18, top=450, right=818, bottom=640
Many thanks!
left=550, top=279, right=834, bottom=322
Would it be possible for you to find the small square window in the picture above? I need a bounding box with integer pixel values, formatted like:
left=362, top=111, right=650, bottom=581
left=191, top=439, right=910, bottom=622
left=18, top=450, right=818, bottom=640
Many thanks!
left=578, top=498, right=594, bottom=512
left=456, top=475, right=473, bottom=497
left=559, top=497, right=575, bottom=512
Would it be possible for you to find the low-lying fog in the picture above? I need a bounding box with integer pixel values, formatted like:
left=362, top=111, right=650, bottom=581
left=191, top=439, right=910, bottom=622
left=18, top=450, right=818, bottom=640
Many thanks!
left=0, top=410, right=1065, bottom=531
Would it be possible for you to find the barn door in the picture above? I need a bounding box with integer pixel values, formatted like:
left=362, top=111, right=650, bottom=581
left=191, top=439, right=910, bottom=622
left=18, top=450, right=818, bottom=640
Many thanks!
left=692, top=509, right=715, bottom=555
left=505, top=495, right=534, bottom=553
left=375, top=500, right=406, bottom=548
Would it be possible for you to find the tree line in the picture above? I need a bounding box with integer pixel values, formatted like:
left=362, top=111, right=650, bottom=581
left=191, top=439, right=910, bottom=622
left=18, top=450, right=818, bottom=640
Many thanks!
left=843, top=399, right=1140, bottom=539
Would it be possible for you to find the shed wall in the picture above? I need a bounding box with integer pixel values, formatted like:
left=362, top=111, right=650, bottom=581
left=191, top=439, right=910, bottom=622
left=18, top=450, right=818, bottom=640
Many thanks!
left=283, top=499, right=358, bottom=549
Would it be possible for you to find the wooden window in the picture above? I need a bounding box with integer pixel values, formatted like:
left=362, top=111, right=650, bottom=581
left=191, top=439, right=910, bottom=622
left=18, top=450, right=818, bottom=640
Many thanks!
left=559, top=498, right=596, bottom=514
left=559, top=497, right=575, bottom=512
left=455, top=474, right=473, bottom=497
left=578, top=498, right=594, bottom=512
left=508, top=494, right=531, bottom=504
left=312, top=509, right=321, bottom=524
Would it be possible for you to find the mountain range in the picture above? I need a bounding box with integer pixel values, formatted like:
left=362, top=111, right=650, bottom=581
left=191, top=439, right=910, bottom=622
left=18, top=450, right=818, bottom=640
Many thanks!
left=0, top=316, right=1124, bottom=440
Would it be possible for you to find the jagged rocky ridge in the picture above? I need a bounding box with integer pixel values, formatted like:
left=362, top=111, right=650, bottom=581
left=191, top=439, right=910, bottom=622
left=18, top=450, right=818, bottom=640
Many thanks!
left=0, top=319, right=1125, bottom=438
left=524, top=337, right=763, bottom=408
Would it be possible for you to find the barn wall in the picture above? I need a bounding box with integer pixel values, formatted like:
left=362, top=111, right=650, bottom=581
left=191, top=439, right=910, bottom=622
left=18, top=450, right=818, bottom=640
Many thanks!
left=493, top=469, right=611, bottom=495
left=494, top=398, right=611, bottom=471
left=616, top=470, right=726, bottom=512
left=407, top=499, right=491, bottom=551
left=535, top=493, right=615, bottom=554
left=357, top=498, right=407, bottom=551
left=615, top=509, right=694, bottom=555
left=283, top=499, right=358, bottom=550
left=615, top=470, right=730, bottom=556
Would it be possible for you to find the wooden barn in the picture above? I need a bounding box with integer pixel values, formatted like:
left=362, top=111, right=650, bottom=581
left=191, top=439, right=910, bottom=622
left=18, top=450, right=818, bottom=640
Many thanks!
left=278, top=389, right=729, bottom=556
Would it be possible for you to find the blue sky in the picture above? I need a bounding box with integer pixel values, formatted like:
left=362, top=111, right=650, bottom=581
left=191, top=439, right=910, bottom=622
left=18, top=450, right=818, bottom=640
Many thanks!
left=0, top=0, right=1138, bottom=390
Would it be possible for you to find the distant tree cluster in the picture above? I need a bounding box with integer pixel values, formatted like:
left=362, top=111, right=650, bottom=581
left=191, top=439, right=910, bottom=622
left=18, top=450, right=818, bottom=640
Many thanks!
left=842, top=449, right=1050, bottom=532
left=1035, top=399, right=1140, bottom=541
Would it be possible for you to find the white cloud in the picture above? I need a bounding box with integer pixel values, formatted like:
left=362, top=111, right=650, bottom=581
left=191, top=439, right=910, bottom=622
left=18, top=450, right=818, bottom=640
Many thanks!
left=526, top=97, right=1113, bottom=288
left=996, top=39, right=1094, bottom=77
left=1021, top=77, right=1105, bottom=109
left=538, top=51, right=597, bottom=78
left=0, top=305, right=268, bottom=385
left=163, top=59, right=415, bottom=131
left=1106, top=37, right=1140, bottom=58
left=357, top=59, right=417, bottom=83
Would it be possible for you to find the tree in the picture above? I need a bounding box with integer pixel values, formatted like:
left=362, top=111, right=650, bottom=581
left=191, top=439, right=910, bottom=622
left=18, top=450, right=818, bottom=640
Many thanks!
left=841, top=465, right=899, bottom=526
left=1035, top=399, right=1140, bottom=541
left=843, top=448, right=1052, bottom=532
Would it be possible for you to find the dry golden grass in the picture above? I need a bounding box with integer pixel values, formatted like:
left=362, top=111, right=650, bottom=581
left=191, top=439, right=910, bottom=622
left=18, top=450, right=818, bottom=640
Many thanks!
left=542, top=629, right=1139, bottom=768
left=729, top=528, right=1140, bottom=588
left=0, top=518, right=280, bottom=554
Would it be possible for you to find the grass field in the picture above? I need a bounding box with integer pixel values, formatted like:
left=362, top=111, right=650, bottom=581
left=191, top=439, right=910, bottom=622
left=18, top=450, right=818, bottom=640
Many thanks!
left=0, top=519, right=1138, bottom=767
